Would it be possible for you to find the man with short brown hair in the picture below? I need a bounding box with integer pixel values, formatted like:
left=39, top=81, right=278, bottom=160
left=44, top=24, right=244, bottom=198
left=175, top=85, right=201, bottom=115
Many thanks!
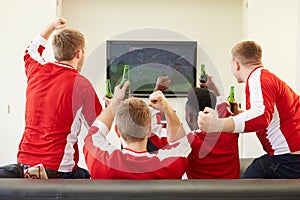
left=18, top=18, right=102, bottom=178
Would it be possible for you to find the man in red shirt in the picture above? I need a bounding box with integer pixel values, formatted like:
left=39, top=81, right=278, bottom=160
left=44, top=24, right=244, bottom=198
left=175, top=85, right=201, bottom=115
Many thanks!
left=149, top=76, right=240, bottom=179
left=17, top=18, right=102, bottom=178
left=84, top=82, right=191, bottom=179
left=185, top=85, right=240, bottom=179
left=198, top=41, right=300, bottom=178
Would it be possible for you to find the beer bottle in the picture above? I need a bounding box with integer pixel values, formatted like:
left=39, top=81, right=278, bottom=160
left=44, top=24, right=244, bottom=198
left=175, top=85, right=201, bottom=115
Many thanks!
left=105, top=79, right=113, bottom=99
left=199, top=64, right=207, bottom=84
left=227, top=86, right=235, bottom=113
left=121, top=65, right=130, bottom=99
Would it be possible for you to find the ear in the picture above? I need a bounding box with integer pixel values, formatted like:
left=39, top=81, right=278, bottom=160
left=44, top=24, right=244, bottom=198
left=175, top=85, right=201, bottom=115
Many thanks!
left=75, top=49, right=83, bottom=59
left=114, top=125, right=120, bottom=138
left=235, top=60, right=241, bottom=71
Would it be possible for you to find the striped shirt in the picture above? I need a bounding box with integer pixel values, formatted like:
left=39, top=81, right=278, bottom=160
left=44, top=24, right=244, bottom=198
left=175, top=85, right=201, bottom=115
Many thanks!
left=84, top=120, right=191, bottom=179
left=18, top=36, right=102, bottom=171
left=232, top=66, right=300, bottom=155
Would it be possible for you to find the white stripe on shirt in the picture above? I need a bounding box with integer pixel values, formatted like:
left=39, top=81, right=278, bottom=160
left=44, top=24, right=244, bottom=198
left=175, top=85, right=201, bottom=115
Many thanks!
left=58, top=107, right=83, bottom=172
left=27, top=35, right=47, bottom=64
left=233, top=68, right=265, bottom=133
left=91, top=120, right=118, bottom=155
left=266, top=105, right=290, bottom=155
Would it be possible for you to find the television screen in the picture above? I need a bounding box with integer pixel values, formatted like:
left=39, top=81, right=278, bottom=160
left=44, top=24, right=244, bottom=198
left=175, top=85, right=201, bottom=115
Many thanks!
left=106, top=40, right=197, bottom=97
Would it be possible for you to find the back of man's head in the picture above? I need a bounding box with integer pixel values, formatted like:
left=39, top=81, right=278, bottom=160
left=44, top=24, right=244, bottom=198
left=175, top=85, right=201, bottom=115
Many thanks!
left=185, top=87, right=216, bottom=130
left=115, top=97, right=151, bottom=143
left=52, top=28, right=85, bottom=62
left=186, top=87, right=216, bottom=114
left=231, top=40, right=262, bottom=67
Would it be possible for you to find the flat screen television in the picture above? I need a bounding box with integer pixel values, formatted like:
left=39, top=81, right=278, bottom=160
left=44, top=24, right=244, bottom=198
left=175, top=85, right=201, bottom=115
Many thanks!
left=106, top=40, right=197, bottom=97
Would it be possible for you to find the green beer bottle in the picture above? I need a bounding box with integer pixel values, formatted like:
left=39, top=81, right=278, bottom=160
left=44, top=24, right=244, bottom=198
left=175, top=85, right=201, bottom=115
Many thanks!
left=227, top=86, right=235, bottom=113
left=105, top=79, right=113, bottom=99
left=199, top=64, right=207, bottom=84
left=121, top=65, right=130, bottom=99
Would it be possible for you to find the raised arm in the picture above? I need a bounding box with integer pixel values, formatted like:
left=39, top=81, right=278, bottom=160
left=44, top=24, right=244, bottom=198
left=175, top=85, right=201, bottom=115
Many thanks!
left=24, top=17, right=67, bottom=75
left=153, top=76, right=171, bottom=92
left=97, top=81, right=129, bottom=130
left=197, top=74, right=236, bottom=132
left=40, top=17, right=66, bottom=40
left=203, top=74, right=241, bottom=116
left=149, top=91, right=185, bottom=142
left=200, top=74, right=221, bottom=96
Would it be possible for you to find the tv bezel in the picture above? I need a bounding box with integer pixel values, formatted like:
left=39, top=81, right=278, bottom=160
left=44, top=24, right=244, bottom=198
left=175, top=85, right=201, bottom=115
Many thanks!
left=106, top=40, right=197, bottom=97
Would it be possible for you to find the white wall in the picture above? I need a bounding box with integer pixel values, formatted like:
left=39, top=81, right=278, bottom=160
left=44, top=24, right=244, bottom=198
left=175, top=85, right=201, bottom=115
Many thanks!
left=0, top=0, right=57, bottom=165
left=247, top=0, right=299, bottom=91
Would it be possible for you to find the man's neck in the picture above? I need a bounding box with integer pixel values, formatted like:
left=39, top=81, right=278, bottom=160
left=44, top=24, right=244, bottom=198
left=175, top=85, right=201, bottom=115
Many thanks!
left=242, top=64, right=263, bottom=82
left=60, top=60, right=78, bottom=71
left=121, top=139, right=148, bottom=153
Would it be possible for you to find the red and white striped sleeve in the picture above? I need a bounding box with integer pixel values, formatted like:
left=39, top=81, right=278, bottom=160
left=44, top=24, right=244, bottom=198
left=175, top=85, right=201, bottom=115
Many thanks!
left=24, top=35, right=47, bottom=77
left=232, top=68, right=274, bottom=133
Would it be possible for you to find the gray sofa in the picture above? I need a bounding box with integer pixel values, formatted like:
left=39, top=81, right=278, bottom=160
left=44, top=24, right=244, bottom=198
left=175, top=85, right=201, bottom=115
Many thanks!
left=1, top=158, right=300, bottom=200
left=1, top=178, right=300, bottom=200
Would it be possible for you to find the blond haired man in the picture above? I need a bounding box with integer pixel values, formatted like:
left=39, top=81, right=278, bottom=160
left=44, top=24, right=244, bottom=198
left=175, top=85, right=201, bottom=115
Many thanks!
left=84, top=82, right=191, bottom=179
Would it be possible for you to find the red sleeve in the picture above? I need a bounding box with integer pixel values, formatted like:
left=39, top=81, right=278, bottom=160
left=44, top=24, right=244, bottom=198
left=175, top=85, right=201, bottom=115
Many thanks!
left=148, top=135, right=169, bottom=149
left=73, top=75, right=102, bottom=127
left=81, top=84, right=102, bottom=127
left=216, top=101, right=233, bottom=118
